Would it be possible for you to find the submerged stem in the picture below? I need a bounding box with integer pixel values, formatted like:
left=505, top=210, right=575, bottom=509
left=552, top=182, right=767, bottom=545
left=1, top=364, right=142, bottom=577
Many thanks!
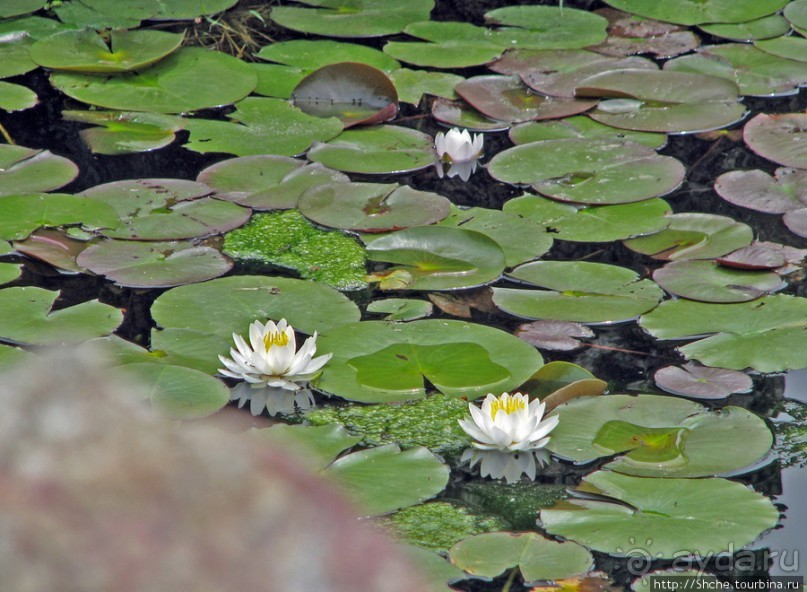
left=0, top=122, right=15, bottom=145
left=502, top=567, right=518, bottom=592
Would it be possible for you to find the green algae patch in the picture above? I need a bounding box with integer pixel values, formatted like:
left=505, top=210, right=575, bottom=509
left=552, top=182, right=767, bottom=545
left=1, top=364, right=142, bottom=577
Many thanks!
left=461, top=481, right=569, bottom=531
left=222, top=210, right=367, bottom=290
left=306, top=393, right=471, bottom=457
left=378, top=501, right=505, bottom=553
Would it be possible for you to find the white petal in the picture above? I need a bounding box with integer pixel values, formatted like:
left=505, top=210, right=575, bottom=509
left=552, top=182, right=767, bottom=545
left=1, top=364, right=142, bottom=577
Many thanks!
left=434, top=132, right=447, bottom=158
left=233, top=333, right=254, bottom=360
left=248, top=322, right=264, bottom=354
left=458, top=418, right=496, bottom=445
left=249, top=388, right=269, bottom=416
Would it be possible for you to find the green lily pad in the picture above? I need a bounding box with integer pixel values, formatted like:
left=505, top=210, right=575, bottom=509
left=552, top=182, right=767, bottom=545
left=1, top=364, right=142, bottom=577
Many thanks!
left=0, top=36, right=37, bottom=79
left=0, top=0, right=46, bottom=18
left=0, top=286, right=122, bottom=345
left=540, top=470, right=779, bottom=557
left=80, top=178, right=250, bottom=241
left=292, top=62, right=398, bottom=127
left=623, top=213, right=754, bottom=260
left=755, top=36, right=807, bottom=62
left=222, top=210, right=367, bottom=291
left=199, top=156, right=348, bottom=210
left=0, top=81, right=37, bottom=111
left=485, top=5, right=608, bottom=48
left=0, top=146, right=78, bottom=196
left=251, top=63, right=306, bottom=99
left=431, top=98, right=511, bottom=131
left=0, top=262, right=22, bottom=285
left=270, top=0, right=434, bottom=38
left=76, top=240, right=233, bottom=288
left=149, top=0, right=238, bottom=20
left=666, top=43, right=807, bottom=97
left=449, top=532, right=594, bottom=583
left=743, top=112, right=807, bottom=168
left=503, top=195, right=672, bottom=242
left=549, top=394, right=772, bottom=477
left=300, top=182, right=450, bottom=232
left=654, top=362, right=753, bottom=400
left=652, top=260, right=783, bottom=303
left=438, top=205, right=553, bottom=267
left=51, top=47, right=256, bottom=113
left=489, top=138, right=685, bottom=205
left=388, top=68, right=463, bottom=105
left=383, top=40, right=504, bottom=69
left=151, top=274, right=361, bottom=339
left=10, top=229, right=86, bottom=273
left=601, top=0, right=788, bottom=26
left=0, top=342, right=34, bottom=370
left=366, top=226, right=505, bottom=291
left=326, top=444, right=449, bottom=515
left=509, top=116, right=666, bottom=149
left=112, top=363, right=229, bottom=420
left=715, top=167, right=807, bottom=214
left=455, top=75, right=598, bottom=124
left=254, top=424, right=361, bottom=469
left=316, top=319, right=542, bottom=403
left=699, top=14, right=790, bottom=41
left=366, top=298, right=433, bottom=321
left=184, top=97, right=343, bottom=157
left=306, top=392, right=471, bottom=457
left=0, top=193, right=118, bottom=241
left=62, top=110, right=185, bottom=155
left=53, top=0, right=159, bottom=28
left=578, top=69, right=746, bottom=134
left=256, top=39, right=400, bottom=72
left=29, top=29, right=183, bottom=73
left=307, top=125, right=435, bottom=174
left=782, top=0, right=807, bottom=35
left=493, top=260, right=664, bottom=324
left=639, top=294, right=807, bottom=372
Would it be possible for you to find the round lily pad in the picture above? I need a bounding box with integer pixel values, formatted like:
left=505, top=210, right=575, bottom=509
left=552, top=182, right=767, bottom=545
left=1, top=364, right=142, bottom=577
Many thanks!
left=623, top=213, right=754, bottom=260
left=0, top=262, right=22, bottom=284
left=11, top=228, right=88, bottom=273
left=366, top=225, right=505, bottom=291
left=151, top=274, right=361, bottom=338
left=716, top=243, right=789, bottom=270
left=666, top=44, right=807, bottom=97
left=784, top=0, right=807, bottom=35
left=299, top=182, right=450, bottom=232
left=269, top=0, right=434, bottom=38
left=653, top=260, right=783, bottom=303
left=488, top=139, right=685, bottom=205
left=493, top=260, right=663, bottom=324
left=256, top=39, right=400, bottom=72
left=76, top=240, right=233, bottom=288
left=316, top=319, right=542, bottom=403
left=29, top=29, right=183, bottom=73
left=484, top=5, right=608, bottom=48
left=655, top=362, right=753, bottom=400
left=601, top=0, right=788, bottom=26
left=755, top=36, right=807, bottom=62
left=548, top=394, right=772, bottom=477
left=639, top=294, right=807, bottom=372
left=540, top=470, right=779, bottom=558
left=80, top=179, right=250, bottom=241
left=515, top=320, right=595, bottom=351
left=113, top=363, right=230, bottom=419
left=306, top=125, right=435, bottom=174
left=52, top=0, right=158, bottom=28
left=184, top=97, right=344, bottom=157
left=0, top=193, right=118, bottom=241
left=715, top=167, right=807, bottom=214
left=509, top=116, right=666, bottom=149
left=366, top=298, right=433, bottom=321
left=743, top=112, right=807, bottom=168
left=63, top=110, right=186, bottom=156
left=0, top=35, right=38, bottom=80
left=0, top=81, right=37, bottom=111
left=455, top=75, right=597, bottom=124
left=449, top=532, right=594, bottom=583
left=292, top=62, right=398, bottom=128
left=388, top=68, right=464, bottom=105
left=699, top=14, right=790, bottom=42
left=431, top=98, right=511, bottom=132
left=383, top=39, right=504, bottom=69
left=0, top=145, right=78, bottom=196
left=0, top=286, right=122, bottom=345
left=783, top=208, right=807, bottom=238
left=577, top=69, right=746, bottom=134
left=503, top=194, right=672, bottom=242
left=50, top=47, right=257, bottom=113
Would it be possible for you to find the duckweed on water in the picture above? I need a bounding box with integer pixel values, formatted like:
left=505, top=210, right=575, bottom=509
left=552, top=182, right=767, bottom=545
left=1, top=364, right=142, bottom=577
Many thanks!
left=222, top=210, right=367, bottom=290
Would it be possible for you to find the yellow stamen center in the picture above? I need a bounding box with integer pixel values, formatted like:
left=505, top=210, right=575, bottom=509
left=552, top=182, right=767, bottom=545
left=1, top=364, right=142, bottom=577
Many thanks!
left=263, top=329, right=289, bottom=350
left=489, top=394, right=525, bottom=420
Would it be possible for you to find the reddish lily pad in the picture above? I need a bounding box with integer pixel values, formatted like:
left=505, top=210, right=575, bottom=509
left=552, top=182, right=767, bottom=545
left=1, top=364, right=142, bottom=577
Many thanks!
left=292, top=62, right=398, bottom=128
left=655, top=362, right=753, bottom=400
left=588, top=8, right=700, bottom=59
left=431, top=98, right=511, bottom=132
left=0, top=145, right=78, bottom=196
left=578, top=69, right=746, bottom=134
left=299, top=182, right=450, bottom=232
left=652, top=260, right=783, bottom=303
left=716, top=244, right=789, bottom=270
left=12, top=229, right=88, bottom=273
left=783, top=208, right=807, bottom=238
left=516, top=320, right=595, bottom=351
left=715, top=167, right=807, bottom=214
left=743, top=112, right=807, bottom=169
left=77, top=240, right=233, bottom=288
left=455, top=75, right=597, bottom=123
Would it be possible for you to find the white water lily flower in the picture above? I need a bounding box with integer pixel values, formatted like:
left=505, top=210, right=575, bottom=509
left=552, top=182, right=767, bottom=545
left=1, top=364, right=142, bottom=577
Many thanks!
left=218, top=318, right=332, bottom=391
left=434, top=127, right=484, bottom=163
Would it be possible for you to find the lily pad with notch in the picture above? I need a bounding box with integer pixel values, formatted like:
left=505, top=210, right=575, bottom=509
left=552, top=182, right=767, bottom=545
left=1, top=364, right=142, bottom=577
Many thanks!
left=540, top=470, right=780, bottom=558
left=743, top=112, right=807, bottom=169
left=367, top=298, right=433, bottom=322
left=508, top=115, right=666, bottom=149
left=256, top=39, right=400, bottom=72
left=366, top=225, right=505, bottom=291
left=0, top=145, right=79, bottom=196
left=715, top=167, right=807, bottom=214
left=76, top=240, right=233, bottom=288
left=306, top=125, right=435, bottom=174
left=252, top=63, right=306, bottom=99
left=588, top=7, right=700, bottom=59
left=389, top=68, right=464, bottom=106
left=63, top=110, right=186, bottom=155
left=655, top=362, right=753, bottom=400
left=484, top=5, right=608, bottom=48
left=52, top=0, right=159, bottom=28
left=489, top=139, right=684, bottom=205
left=12, top=228, right=88, bottom=273
left=431, top=98, right=511, bottom=132
left=315, top=318, right=542, bottom=403
left=503, top=194, right=672, bottom=242
left=0, top=193, right=118, bottom=241
left=652, top=260, right=783, bottom=303
left=1, top=0, right=47, bottom=19
left=493, top=260, right=664, bottom=324
left=516, top=320, right=595, bottom=352
left=292, top=62, right=398, bottom=128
